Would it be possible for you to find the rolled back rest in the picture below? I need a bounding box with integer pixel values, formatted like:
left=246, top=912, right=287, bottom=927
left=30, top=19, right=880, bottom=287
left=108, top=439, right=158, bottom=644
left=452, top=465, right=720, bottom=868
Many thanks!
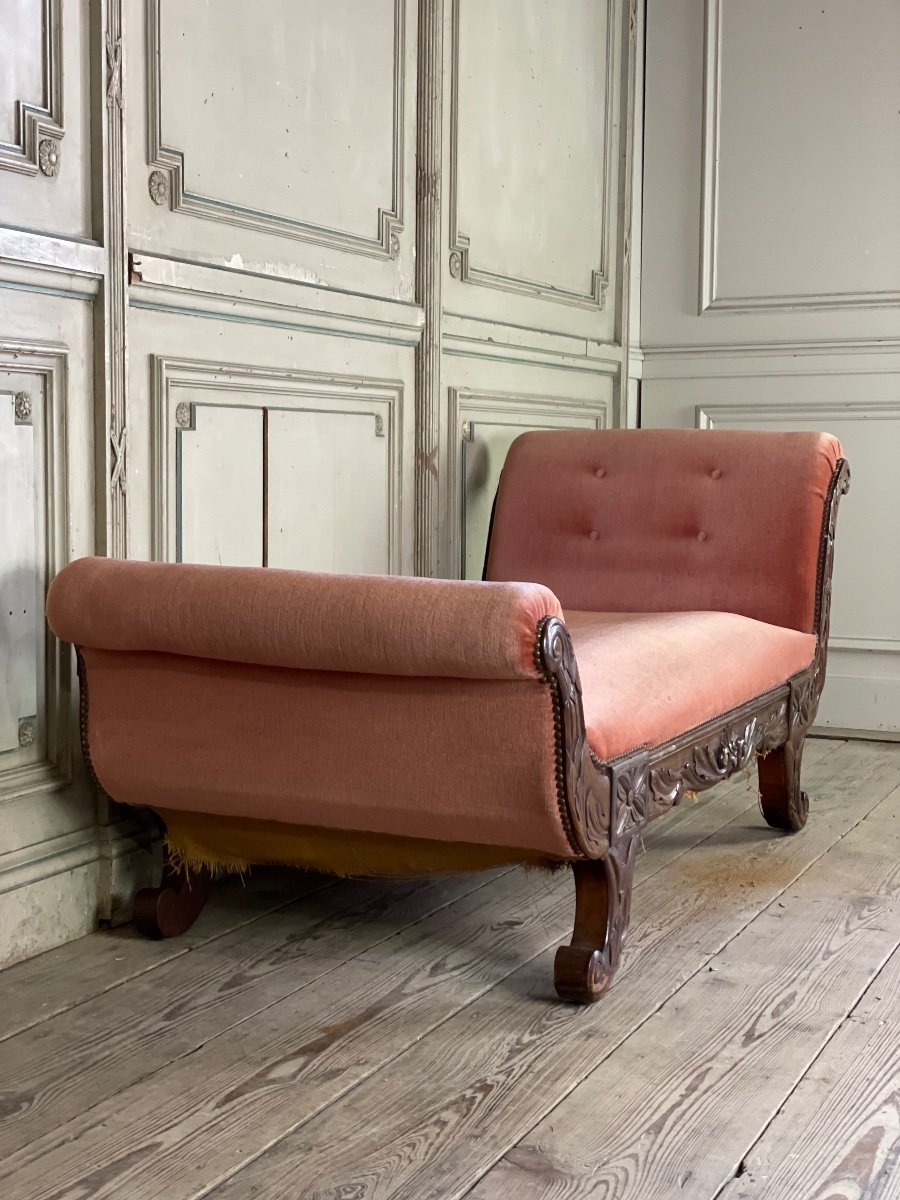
left=485, top=428, right=843, bottom=634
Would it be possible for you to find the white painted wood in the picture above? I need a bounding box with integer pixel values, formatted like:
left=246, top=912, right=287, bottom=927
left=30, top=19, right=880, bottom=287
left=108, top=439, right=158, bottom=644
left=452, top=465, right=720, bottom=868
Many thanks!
left=148, top=350, right=407, bottom=571
left=642, top=0, right=900, bottom=346
left=161, top=0, right=396, bottom=243
left=704, top=0, right=900, bottom=312
left=454, top=0, right=608, bottom=298
left=0, top=0, right=45, bottom=145
left=443, top=0, right=621, bottom=341
left=0, top=0, right=92, bottom=240
left=0, top=393, right=38, bottom=755
left=268, top=408, right=391, bottom=574
left=0, top=302, right=97, bottom=966
left=125, top=0, right=418, bottom=300
left=179, top=405, right=264, bottom=567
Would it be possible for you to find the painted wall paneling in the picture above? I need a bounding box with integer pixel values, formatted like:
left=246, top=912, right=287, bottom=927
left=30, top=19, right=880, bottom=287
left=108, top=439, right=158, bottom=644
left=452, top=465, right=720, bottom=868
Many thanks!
left=0, top=0, right=93, bottom=240
left=443, top=0, right=620, bottom=341
left=125, top=0, right=418, bottom=300
left=0, top=0, right=643, bottom=964
left=642, top=0, right=900, bottom=348
left=149, top=354, right=406, bottom=575
left=641, top=0, right=900, bottom=734
left=414, top=0, right=641, bottom=577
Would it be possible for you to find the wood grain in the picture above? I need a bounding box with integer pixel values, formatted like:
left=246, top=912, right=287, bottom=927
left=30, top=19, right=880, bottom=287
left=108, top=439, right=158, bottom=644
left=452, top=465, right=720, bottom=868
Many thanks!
left=171, top=743, right=898, bottom=1199
left=0, top=866, right=333, bottom=1044
left=717, top=854, right=900, bottom=1200
left=0, top=742, right=817, bottom=1200
left=0, top=867, right=508, bottom=1157
left=467, top=784, right=900, bottom=1200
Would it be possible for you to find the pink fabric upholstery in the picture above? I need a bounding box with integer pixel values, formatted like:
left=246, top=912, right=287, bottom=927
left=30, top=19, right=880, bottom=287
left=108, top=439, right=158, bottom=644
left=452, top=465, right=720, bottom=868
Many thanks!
left=78, top=647, right=575, bottom=857
left=48, top=558, right=561, bottom=681
left=566, top=610, right=816, bottom=760
left=486, top=429, right=842, bottom=633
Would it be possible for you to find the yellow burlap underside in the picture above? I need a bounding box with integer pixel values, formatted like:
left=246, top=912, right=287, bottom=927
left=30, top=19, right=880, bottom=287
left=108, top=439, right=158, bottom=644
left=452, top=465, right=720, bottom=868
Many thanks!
left=157, top=809, right=565, bottom=877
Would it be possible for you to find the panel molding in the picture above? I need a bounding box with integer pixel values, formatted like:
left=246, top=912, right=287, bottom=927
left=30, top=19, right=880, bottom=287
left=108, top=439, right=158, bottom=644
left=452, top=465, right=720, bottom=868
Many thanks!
left=128, top=252, right=424, bottom=346
left=447, top=0, right=616, bottom=309
left=700, top=0, right=900, bottom=314
left=0, top=0, right=64, bottom=177
left=151, top=356, right=405, bottom=568
left=696, top=398, right=900, bottom=656
left=696, top=400, right=900, bottom=429
left=699, top=0, right=900, bottom=315
left=447, top=387, right=608, bottom=576
left=144, top=0, right=407, bottom=259
left=102, top=0, right=129, bottom=556
left=413, top=0, right=445, bottom=576
left=0, top=340, right=74, bottom=802
left=643, top=338, right=900, bottom=360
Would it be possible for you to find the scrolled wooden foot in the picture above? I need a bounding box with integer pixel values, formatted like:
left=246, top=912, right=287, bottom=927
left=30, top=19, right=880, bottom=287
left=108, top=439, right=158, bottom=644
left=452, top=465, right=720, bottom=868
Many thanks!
left=133, top=860, right=212, bottom=938
left=758, top=735, right=808, bottom=833
left=554, top=838, right=637, bottom=1004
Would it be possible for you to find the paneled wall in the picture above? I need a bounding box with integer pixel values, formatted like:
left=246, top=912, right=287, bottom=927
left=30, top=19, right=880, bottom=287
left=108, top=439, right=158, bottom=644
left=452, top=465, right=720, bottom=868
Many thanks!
left=0, top=0, right=642, bottom=964
left=641, top=0, right=900, bottom=735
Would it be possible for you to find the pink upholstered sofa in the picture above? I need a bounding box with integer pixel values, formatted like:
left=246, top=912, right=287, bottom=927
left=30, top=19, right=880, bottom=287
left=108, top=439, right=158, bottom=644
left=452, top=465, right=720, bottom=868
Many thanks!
left=46, top=429, right=849, bottom=1002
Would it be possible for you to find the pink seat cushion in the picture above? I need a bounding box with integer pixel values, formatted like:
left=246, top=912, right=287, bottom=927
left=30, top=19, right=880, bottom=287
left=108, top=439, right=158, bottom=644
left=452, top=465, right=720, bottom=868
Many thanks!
left=566, top=610, right=816, bottom=760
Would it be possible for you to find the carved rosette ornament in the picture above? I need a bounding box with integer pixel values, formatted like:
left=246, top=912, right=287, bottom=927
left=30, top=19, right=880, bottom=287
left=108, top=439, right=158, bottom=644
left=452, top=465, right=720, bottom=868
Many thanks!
left=18, top=717, right=37, bottom=748
left=39, top=138, right=60, bottom=177
left=175, top=402, right=193, bottom=430
left=149, top=170, right=170, bottom=206
left=13, top=393, right=32, bottom=424
left=448, top=251, right=462, bottom=279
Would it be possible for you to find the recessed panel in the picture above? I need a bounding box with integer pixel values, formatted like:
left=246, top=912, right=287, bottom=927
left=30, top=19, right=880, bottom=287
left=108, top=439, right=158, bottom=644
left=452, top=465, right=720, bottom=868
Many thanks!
left=0, top=0, right=45, bottom=146
left=178, top=405, right=264, bottom=567
left=149, top=0, right=401, bottom=254
left=453, top=0, right=610, bottom=300
left=711, top=0, right=900, bottom=306
left=267, top=408, right=390, bottom=574
left=0, top=394, right=38, bottom=755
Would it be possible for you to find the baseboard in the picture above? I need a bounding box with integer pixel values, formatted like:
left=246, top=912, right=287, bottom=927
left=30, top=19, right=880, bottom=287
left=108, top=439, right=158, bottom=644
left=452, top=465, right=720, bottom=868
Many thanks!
left=0, top=809, right=159, bottom=966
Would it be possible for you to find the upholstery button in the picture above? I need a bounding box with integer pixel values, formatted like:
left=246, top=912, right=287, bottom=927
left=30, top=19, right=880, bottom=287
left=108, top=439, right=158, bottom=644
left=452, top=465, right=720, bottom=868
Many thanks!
left=697, top=530, right=709, bottom=542
left=594, top=467, right=606, bottom=478
left=589, top=530, right=600, bottom=541
left=710, top=467, right=723, bottom=480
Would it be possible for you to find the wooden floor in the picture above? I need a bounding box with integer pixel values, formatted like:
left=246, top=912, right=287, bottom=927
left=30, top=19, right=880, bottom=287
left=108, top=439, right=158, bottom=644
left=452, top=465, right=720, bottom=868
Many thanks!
left=2, top=736, right=900, bottom=1200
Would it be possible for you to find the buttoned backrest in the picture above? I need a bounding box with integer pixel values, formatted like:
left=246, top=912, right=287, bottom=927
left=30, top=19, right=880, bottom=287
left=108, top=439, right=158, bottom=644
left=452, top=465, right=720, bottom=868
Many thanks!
left=484, top=429, right=843, bottom=634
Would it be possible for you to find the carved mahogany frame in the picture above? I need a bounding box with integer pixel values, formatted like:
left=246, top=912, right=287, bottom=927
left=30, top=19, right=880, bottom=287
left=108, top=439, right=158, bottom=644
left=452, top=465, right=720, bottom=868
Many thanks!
left=540, top=458, right=850, bottom=1001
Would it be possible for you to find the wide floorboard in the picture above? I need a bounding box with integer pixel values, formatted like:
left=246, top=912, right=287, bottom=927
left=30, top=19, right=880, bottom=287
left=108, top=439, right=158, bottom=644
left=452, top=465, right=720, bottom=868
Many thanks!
left=2, top=737, right=899, bottom=1200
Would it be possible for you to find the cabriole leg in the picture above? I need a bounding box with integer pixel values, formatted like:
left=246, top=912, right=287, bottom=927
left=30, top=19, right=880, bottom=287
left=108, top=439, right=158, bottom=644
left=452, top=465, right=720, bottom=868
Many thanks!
left=758, top=733, right=809, bottom=833
left=133, top=856, right=211, bottom=938
left=554, top=838, right=637, bottom=1003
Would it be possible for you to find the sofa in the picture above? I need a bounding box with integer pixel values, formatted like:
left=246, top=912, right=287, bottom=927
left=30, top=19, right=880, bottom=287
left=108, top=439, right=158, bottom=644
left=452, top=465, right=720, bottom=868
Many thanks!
left=46, top=429, right=849, bottom=1002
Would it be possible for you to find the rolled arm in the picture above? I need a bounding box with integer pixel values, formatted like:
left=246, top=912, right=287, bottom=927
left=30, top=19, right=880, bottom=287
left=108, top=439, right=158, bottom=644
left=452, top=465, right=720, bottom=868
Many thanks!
left=46, top=557, right=563, bottom=681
